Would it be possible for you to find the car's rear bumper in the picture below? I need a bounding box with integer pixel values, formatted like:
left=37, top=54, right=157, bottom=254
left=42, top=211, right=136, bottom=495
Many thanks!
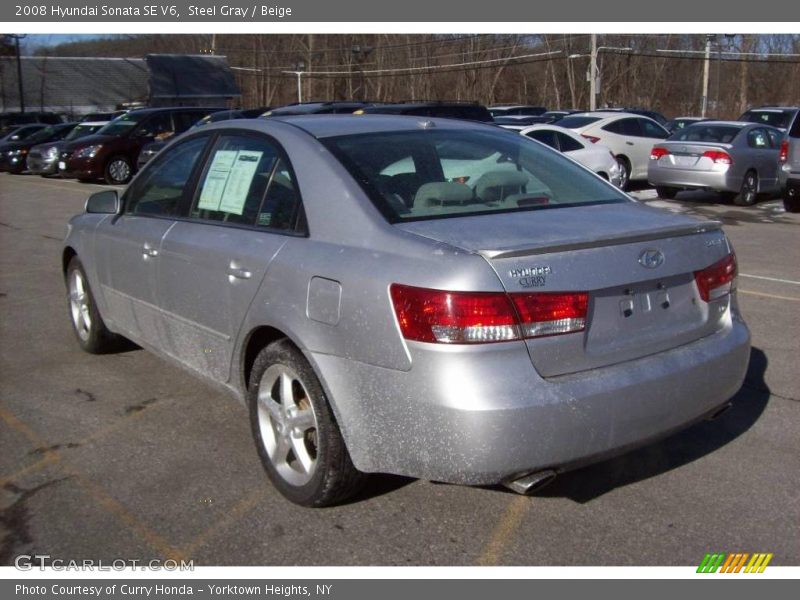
left=312, top=304, right=750, bottom=485
left=648, top=164, right=740, bottom=192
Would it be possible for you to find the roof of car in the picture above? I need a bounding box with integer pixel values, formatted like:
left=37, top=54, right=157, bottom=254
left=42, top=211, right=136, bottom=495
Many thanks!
left=212, top=114, right=496, bottom=139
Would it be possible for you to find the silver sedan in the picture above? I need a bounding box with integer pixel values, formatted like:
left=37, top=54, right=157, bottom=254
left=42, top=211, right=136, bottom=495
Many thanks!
left=648, top=121, right=784, bottom=205
left=63, top=115, right=750, bottom=506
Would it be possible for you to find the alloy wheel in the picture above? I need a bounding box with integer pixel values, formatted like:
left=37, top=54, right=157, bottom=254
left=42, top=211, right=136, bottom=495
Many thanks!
left=256, top=364, right=319, bottom=487
left=69, top=269, right=92, bottom=341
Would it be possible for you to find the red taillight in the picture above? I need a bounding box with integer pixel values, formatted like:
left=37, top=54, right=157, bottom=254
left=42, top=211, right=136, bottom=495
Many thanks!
left=701, top=150, right=732, bottom=165
left=511, top=292, right=588, bottom=338
left=581, top=134, right=601, bottom=144
left=390, top=284, right=588, bottom=344
left=694, top=252, right=737, bottom=302
left=779, top=139, right=789, bottom=163
left=650, top=147, right=671, bottom=160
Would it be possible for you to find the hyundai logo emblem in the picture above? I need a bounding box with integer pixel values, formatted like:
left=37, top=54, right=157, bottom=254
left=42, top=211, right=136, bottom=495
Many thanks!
left=639, top=249, right=665, bottom=269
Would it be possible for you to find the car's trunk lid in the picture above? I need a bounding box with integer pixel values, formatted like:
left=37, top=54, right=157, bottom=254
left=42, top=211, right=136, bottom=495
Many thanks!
left=655, top=141, right=733, bottom=171
left=396, top=202, right=732, bottom=377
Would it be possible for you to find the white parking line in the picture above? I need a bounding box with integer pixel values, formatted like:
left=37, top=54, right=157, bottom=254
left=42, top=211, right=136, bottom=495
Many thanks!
left=740, top=274, right=800, bottom=286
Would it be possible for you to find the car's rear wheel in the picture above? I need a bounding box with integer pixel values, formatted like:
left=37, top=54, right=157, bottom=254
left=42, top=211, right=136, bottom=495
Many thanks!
left=734, top=171, right=759, bottom=206
left=104, top=156, right=132, bottom=185
left=66, top=257, right=119, bottom=353
left=656, top=186, right=679, bottom=199
left=248, top=340, right=365, bottom=507
left=615, top=156, right=631, bottom=191
left=784, top=189, right=800, bottom=213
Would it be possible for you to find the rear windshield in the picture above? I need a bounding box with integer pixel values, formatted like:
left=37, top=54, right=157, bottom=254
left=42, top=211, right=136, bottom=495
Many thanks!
left=670, top=125, right=743, bottom=143
left=739, top=110, right=795, bottom=129
left=556, top=115, right=602, bottom=129
left=322, top=128, right=627, bottom=223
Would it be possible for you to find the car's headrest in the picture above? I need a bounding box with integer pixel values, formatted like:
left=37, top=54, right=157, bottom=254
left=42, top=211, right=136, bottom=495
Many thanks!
left=414, top=182, right=474, bottom=206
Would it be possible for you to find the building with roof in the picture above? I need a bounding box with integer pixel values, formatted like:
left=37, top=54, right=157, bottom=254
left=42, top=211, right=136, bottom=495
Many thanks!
left=0, top=54, right=240, bottom=118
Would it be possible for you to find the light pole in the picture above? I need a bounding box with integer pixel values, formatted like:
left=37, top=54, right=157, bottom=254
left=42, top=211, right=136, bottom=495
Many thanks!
left=6, top=34, right=26, bottom=113
left=701, top=34, right=715, bottom=117
left=283, top=61, right=305, bottom=103
left=568, top=43, right=631, bottom=110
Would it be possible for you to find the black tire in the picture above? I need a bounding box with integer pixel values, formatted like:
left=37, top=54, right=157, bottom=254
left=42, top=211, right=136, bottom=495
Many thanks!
left=656, top=186, right=679, bottom=199
left=103, top=156, right=133, bottom=185
left=784, top=190, right=800, bottom=213
left=616, top=156, right=631, bottom=191
left=248, top=340, right=365, bottom=507
left=65, top=257, right=119, bottom=354
left=734, top=170, right=759, bottom=206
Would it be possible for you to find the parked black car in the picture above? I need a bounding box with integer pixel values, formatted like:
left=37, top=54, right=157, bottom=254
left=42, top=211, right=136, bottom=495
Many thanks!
left=0, top=122, right=79, bottom=174
left=355, top=101, right=493, bottom=122
left=488, top=105, right=548, bottom=117
left=0, top=111, right=64, bottom=136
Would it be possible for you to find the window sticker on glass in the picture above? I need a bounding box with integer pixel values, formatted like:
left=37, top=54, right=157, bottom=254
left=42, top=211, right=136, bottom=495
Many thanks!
left=219, top=150, right=263, bottom=215
left=198, top=150, right=238, bottom=211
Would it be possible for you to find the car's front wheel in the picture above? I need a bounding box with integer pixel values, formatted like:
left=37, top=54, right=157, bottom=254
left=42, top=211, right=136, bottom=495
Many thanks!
left=104, top=156, right=133, bottom=185
left=66, top=257, right=119, bottom=353
left=248, top=340, right=365, bottom=507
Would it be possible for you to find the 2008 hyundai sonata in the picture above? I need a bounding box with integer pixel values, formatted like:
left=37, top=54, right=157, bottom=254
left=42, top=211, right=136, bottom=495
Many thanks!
left=62, top=115, right=750, bottom=506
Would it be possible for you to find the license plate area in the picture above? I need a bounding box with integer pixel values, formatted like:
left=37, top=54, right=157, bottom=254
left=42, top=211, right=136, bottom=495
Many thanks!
left=58, top=161, right=66, bottom=170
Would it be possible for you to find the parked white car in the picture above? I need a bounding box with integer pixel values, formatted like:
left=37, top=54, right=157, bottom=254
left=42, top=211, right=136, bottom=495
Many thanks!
left=557, top=112, right=671, bottom=190
left=520, top=124, right=622, bottom=187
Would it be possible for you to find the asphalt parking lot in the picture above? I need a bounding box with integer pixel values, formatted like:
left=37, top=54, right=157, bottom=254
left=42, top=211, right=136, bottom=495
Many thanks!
left=0, top=173, right=798, bottom=567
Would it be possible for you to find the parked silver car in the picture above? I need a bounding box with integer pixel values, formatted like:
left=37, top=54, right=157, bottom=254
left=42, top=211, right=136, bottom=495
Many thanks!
left=63, top=116, right=751, bottom=506
left=648, top=121, right=784, bottom=205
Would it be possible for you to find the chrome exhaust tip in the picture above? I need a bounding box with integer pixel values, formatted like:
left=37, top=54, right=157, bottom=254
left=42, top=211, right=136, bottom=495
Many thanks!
left=706, top=402, right=733, bottom=421
left=502, top=469, right=557, bottom=495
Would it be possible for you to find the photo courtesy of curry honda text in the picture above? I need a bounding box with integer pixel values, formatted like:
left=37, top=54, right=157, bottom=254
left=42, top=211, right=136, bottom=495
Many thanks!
left=62, top=115, right=751, bottom=507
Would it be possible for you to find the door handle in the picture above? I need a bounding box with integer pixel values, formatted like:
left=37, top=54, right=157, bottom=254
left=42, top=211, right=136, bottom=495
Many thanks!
left=227, top=263, right=252, bottom=281
left=626, top=141, right=634, bottom=146
left=142, top=244, right=159, bottom=259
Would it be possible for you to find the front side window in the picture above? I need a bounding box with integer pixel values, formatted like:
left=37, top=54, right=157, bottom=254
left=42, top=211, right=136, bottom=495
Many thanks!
left=639, top=119, right=669, bottom=139
left=125, top=136, right=208, bottom=217
left=190, top=134, right=302, bottom=231
left=323, top=128, right=627, bottom=223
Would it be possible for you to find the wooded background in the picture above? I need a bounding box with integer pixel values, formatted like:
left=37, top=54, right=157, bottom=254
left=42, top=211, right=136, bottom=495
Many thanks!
left=7, top=34, right=800, bottom=118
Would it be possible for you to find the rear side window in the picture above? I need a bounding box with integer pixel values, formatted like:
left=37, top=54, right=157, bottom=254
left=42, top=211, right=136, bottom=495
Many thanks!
left=747, top=128, right=770, bottom=148
left=525, top=129, right=558, bottom=149
left=125, top=136, right=209, bottom=216
left=190, top=134, right=302, bottom=232
left=556, top=132, right=584, bottom=152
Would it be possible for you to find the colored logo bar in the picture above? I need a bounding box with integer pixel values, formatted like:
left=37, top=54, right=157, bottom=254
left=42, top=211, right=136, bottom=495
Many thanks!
left=697, top=553, right=773, bottom=573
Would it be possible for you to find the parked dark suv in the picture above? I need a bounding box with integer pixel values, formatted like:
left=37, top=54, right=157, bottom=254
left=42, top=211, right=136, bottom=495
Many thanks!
left=59, top=107, right=219, bottom=184
left=778, top=109, right=800, bottom=212
left=355, top=101, right=493, bottom=122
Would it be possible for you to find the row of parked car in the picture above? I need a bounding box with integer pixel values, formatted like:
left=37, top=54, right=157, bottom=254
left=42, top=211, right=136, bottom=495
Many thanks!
left=2, top=102, right=798, bottom=212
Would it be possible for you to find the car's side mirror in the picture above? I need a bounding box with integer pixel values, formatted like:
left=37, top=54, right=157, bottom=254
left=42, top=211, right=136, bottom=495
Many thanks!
left=86, top=190, right=120, bottom=214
